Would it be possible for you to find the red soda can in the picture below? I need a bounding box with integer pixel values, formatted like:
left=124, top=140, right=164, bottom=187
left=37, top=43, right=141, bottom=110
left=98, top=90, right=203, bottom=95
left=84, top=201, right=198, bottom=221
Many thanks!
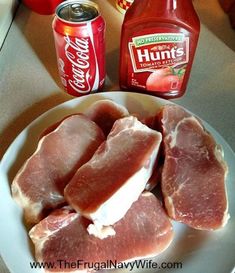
left=52, top=0, right=106, bottom=96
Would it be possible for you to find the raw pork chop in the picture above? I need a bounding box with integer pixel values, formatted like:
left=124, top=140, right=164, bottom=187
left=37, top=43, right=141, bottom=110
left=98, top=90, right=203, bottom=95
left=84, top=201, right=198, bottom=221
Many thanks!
left=29, top=192, right=173, bottom=273
left=64, top=116, right=162, bottom=228
left=11, top=115, right=105, bottom=224
left=84, top=99, right=129, bottom=136
left=39, top=114, right=74, bottom=139
left=160, top=104, right=229, bottom=230
left=40, top=100, right=129, bottom=138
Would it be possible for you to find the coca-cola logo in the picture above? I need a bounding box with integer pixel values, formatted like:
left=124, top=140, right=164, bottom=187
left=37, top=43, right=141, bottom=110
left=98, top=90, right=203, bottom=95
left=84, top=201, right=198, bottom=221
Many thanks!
left=64, top=35, right=91, bottom=94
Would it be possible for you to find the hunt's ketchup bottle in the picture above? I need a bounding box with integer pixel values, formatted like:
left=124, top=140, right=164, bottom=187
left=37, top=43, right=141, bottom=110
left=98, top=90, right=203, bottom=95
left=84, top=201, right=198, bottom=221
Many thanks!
left=119, top=0, right=200, bottom=99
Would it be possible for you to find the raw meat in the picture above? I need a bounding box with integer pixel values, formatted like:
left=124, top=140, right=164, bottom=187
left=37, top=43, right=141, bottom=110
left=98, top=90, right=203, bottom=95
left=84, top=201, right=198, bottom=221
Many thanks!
left=11, top=114, right=105, bottom=224
left=84, top=99, right=129, bottom=136
left=29, top=192, right=173, bottom=273
left=39, top=114, right=74, bottom=139
left=145, top=165, right=163, bottom=191
left=64, top=116, right=162, bottom=228
left=141, top=115, right=164, bottom=191
left=40, top=100, right=129, bottom=139
left=160, top=104, right=229, bottom=230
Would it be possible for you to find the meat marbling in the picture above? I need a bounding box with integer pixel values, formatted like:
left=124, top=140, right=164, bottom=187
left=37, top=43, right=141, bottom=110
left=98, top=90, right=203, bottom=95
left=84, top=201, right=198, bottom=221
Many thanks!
left=11, top=114, right=105, bottom=224
left=29, top=192, right=173, bottom=273
left=160, top=104, right=229, bottom=230
left=64, top=116, right=162, bottom=229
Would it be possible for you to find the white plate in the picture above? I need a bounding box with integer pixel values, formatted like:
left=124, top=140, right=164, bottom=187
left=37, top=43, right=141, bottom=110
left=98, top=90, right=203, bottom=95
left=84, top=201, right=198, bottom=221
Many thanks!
left=0, top=92, right=235, bottom=273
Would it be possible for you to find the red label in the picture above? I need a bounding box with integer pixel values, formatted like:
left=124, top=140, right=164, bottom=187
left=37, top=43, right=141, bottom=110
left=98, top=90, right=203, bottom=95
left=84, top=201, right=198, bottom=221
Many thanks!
left=128, top=32, right=190, bottom=92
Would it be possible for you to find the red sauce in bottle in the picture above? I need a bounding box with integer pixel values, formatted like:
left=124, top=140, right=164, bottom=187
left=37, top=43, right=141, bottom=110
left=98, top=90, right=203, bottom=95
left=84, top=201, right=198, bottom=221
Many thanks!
left=119, top=0, right=200, bottom=99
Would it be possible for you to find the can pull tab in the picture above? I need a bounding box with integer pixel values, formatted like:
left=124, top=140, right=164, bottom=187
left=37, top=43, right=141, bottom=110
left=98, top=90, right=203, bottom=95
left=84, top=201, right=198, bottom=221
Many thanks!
left=62, top=2, right=99, bottom=22
left=69, top=4, right=83, bottom=21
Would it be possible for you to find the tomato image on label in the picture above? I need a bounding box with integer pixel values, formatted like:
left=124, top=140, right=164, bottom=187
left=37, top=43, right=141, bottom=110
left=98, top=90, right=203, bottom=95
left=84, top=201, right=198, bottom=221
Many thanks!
left=146, top=67, right=185, bottom=92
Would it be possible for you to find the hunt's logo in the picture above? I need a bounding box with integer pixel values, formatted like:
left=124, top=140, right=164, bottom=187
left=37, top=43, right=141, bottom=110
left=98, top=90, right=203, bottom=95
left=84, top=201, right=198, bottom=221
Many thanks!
left=129, top=33, right=189, bottom=72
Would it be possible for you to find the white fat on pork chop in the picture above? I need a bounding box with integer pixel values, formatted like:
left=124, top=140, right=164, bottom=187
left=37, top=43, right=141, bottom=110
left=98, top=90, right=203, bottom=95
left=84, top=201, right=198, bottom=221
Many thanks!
left=11, top=114, right=105, bottom=224
left=64, top=116, right=162, bottom=230
left=160, top=104, right=229, bottom=230
left=29, top=192, right=173, bottom=273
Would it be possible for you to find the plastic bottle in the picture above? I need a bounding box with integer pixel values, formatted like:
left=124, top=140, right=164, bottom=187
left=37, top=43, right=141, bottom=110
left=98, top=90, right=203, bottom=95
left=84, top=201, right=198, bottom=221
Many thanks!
left=119, top=0, right=200, bottom=99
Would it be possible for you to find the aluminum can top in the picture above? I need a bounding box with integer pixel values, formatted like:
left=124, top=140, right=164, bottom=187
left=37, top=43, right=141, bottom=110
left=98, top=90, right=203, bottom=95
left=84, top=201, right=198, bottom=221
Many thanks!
left=56, top=0, right=99, bottom=23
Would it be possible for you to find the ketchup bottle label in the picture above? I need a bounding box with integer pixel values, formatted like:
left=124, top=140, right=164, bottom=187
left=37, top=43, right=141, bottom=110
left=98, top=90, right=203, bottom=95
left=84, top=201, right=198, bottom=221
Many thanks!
left=128, top=30, right=190, bottom=92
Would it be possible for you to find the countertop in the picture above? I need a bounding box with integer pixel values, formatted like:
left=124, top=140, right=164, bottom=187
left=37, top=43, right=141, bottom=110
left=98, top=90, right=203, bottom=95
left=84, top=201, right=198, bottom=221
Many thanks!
left=0, top=0, right=18, bottom=49
left=0, top=0, right=235, bottom=272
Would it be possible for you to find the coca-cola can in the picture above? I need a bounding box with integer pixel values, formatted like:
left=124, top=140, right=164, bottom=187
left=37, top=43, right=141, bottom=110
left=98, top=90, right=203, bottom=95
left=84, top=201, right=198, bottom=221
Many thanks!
left=52, top=0, right=106, bottom=96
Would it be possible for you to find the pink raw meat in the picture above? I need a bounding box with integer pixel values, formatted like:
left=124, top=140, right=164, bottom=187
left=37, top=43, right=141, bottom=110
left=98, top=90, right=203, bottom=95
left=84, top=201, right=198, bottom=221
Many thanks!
left=84, top=99, right=129, bottom=136
left=160, top=105, right=229, bottom=230
left=11, top=114, right=105, bottom=224
left=29, top=192, right=173, bottom=273
left=145, top=165, right=163, bottom=191
left=64, top=116, right=162, bottom=227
